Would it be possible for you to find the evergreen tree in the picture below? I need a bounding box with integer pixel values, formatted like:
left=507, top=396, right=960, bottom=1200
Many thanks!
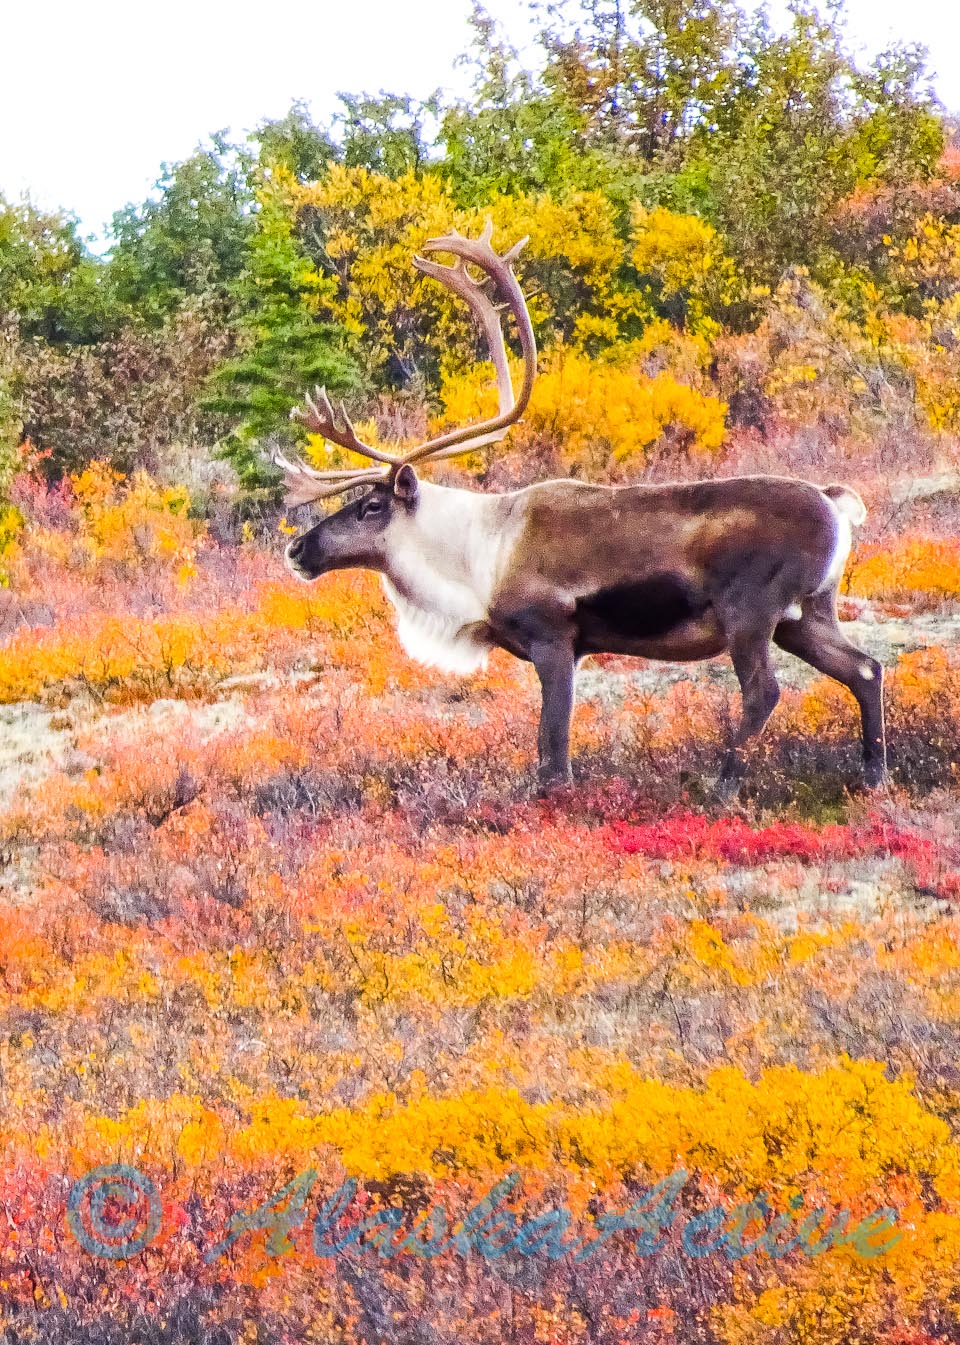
left=204, top=176, right=358, bottom=491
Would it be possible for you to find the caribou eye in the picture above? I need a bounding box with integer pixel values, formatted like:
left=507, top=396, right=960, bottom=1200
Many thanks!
left=359, top=497, right=385, bottom=519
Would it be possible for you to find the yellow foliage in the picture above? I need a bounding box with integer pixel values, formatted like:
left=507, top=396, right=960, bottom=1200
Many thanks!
left=437, top=345, right=727, bottom=472
left=881, top=217, right=960, bottom=428
left=630, top=204, right=740, bottom=332
left=70, top=461, right=200, bottom=567
left=889, top=295, right=960, bottom=433
left=64, top=1058, right=954, bottom=1205
left=9, top=461, right=206, bottom=587
left=283, top=165, right=627, bottom=387
left=887, top=213, right=960, bottom=298
left=849, top=535, right=960, bottom=602
left=617, top=315, right=716, bottom=379
left=0, top=577, right=378, bottom=704
left=0, top=500, right=23, bottom=584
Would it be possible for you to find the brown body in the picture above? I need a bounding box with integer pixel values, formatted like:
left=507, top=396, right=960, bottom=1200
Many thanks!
left=489, top=475, right=838, bottom=662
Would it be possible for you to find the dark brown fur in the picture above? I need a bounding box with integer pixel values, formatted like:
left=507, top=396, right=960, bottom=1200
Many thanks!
left=483, top=477, right=884, bottom=792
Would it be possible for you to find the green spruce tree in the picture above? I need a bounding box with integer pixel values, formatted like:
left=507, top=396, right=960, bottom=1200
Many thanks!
left=205, top=176, right=358, bottom=492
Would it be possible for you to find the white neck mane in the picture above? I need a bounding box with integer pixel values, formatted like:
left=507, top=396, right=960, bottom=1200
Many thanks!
left=380, top=482, right=520, bottom=675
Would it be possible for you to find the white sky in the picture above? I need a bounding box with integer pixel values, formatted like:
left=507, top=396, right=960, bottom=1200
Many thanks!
left=2, top=0, right=958, bottom=244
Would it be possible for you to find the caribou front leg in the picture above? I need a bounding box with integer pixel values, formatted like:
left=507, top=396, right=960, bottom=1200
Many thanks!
left=530, top=639, right=576, bottom=788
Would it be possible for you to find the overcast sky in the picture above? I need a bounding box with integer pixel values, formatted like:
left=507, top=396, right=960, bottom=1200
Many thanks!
left=2, top=0, right=958, bottom=243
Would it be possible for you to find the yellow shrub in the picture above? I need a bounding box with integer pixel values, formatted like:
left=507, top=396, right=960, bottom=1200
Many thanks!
left=285, top=165, right=627, bottom=381
left=72, top=463, right=192, bottom=558
left=885, top=295, right=960, bottom=433
left=617, top=315, right=716, bottom=379
left=437, top=346, right=727, bottom=474
left=630, top=204, right=740, bottom=332
left=0, top=500, right=23, bottom=584
left=65, top=461, right=203, bottom=574
left=848, top=535, right=960, bottom=603
left=887, top=213, right=960, bottom=299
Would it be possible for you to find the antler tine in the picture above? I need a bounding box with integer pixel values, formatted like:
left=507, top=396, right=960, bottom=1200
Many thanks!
left=501, top=235, right=529, bottom=267
left=272, top=445, right=390, bottom=507
left=404, top=221, right=537, bottom=468
left=305, top=472, right=388, bottom=502
left=290, top=384, right=334, bottom=434
left=277, top=383, right=404, bottom=507
left=290, top=385, right=403, bottom=470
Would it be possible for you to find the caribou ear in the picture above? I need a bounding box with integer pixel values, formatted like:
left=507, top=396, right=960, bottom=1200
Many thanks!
left=393, top=464, right=419, bottom=504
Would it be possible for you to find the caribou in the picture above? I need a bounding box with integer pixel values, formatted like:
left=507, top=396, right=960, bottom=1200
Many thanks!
left=279, top=223, right=886, bottom=794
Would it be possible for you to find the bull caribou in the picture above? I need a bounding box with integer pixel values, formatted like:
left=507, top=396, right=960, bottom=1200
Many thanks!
left=279, top=224, right=886, bottom=794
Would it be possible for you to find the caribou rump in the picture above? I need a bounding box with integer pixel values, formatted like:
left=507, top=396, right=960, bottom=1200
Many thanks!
left=279, top=225, right=885, bottom=794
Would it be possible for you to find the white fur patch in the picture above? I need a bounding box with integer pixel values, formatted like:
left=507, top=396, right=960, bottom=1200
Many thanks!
left=784, top=602, right=803, bottom=621
left=859, top=662, right=876, bottom=680
left=813, top=506, right=853, bottom=596
left=381, top=579, right=491, bottom=674
left=379, top=483, right=523, bottom=675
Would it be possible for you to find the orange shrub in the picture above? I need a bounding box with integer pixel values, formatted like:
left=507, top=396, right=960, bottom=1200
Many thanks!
left=847, top=535, right=960, bottom=603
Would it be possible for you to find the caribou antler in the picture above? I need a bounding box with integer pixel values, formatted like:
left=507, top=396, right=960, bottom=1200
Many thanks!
left=274, top=219, right=537, bottom=506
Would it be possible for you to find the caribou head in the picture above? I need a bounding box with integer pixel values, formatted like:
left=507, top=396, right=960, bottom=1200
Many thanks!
left=281, top=221, right=535, bottom=587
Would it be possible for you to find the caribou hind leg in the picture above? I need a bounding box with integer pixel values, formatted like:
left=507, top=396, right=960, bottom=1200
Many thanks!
left=711, top=556, right=806, bottom=797
left=773, top=591, right=886, bottom=787
left=716, top=624, right=783, bottom=798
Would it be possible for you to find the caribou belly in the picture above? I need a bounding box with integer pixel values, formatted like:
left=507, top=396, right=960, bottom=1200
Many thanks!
left=574, top=572, right=725, bottom=661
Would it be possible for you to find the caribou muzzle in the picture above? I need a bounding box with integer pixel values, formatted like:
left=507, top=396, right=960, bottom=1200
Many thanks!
left=284, top=531, right=326, bottom=581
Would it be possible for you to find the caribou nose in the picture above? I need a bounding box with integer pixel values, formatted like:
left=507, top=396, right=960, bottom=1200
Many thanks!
left=285, top=536, right=312, bottom=579
left=285, top=533, right=323, bottom=582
